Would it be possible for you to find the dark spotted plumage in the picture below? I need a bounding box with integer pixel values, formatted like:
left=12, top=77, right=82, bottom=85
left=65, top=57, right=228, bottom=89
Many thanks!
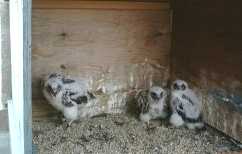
left=42, top=73, right=103, bottom=122
left=174, top=97, right=202, bottom=123
left=46, top=84, right=62, bottom=97
left=48, top=73, right=58, bottom=79
left=87, top=91, right=96, bottom=99
left=172, top=97, right=182, bottom=108
left=71, top=96, right=88, bottom=104
left=69, top=92, right=77, bottom=96
left=68, top=91, right=95, bottom=104
left=136, top=90, right=150, bottom=114
left=62, top=91, right=74, bottom=107
left=182, top=94, right=194, bottom=105
left=62, top=78, right=75, bottom=84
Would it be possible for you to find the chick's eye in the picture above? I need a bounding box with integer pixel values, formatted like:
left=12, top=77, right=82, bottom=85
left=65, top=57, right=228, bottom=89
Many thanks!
left=150, top=92, right=156, bottom=98
left=174, top=83, right=179, bottom=90
left=150, top=92, right=159, bottom=100
left=181, top=84, right=186, bottom=90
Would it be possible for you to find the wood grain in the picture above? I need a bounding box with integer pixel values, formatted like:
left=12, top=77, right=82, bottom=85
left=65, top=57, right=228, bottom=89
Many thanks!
left=32, top=9, right=171, bottom=101
left=32, top=100, right=60, bottom=121
left=33, top=0, right=170, bottom=10
left=171, top=0, right=242, bottom=142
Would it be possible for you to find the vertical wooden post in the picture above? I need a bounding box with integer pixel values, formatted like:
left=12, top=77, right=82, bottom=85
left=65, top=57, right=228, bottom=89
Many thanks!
left=9, top=0, right=32, bottom=153
left=0, top=1, right=11, bottom=153
left=0, top=0, right=11, bottom=111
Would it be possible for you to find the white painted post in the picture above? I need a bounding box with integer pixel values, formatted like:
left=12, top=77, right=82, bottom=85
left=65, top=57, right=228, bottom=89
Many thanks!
left=9, top=0, right=32, bottom=153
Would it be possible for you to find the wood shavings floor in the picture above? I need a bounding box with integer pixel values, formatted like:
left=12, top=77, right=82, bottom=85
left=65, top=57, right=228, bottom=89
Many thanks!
left=33, top=114, right=241, bottom=154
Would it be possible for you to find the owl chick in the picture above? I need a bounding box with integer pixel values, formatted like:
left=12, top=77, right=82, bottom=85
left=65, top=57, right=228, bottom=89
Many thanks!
left=42, top=73, right=96, bottom=125
left=136, top=86, right=168, bottom=125
left=169, top=80, right=204, bottom=129
left=61, top=90, right=80, bottom=125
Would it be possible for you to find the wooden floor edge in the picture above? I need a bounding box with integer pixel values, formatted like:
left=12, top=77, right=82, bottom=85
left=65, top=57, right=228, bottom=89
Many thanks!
left=32, top=1, right=170, bottom=10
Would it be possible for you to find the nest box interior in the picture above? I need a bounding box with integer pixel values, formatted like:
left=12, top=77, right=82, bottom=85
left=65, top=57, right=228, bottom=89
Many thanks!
left=31, top=0, right=242, bottom=143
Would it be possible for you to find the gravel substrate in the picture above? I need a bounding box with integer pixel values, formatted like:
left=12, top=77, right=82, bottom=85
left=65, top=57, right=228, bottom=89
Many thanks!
left=33, top=114, right=241, bottom=154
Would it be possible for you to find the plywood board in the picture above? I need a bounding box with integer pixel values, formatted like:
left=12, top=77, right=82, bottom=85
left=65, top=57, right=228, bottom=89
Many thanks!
left=32, top=8, right=171, bottom=119
left=171, top=0, right=242, bottom=142
left=32, top=100, right=60, bottom=121
left=33, top=0, right=169, bottom=10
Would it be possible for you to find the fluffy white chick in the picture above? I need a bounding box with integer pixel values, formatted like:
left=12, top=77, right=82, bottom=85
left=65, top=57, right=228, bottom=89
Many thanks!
left=42, top=73, right=96, bottom=125
left=42, top=73, right=65, bottom=112
left=61, top=90, right=80, bottom=125
left=136, top=86, right=168, bottom=125
left=170, top=80, right=204, bottom=129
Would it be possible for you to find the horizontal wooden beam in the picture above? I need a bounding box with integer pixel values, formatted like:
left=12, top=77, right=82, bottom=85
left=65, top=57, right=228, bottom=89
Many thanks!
left=33, top=1, right=170, bottom=10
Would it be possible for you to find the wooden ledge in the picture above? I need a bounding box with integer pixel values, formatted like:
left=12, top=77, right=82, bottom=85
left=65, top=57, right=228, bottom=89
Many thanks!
left=33, top=1, right=170, bottom=10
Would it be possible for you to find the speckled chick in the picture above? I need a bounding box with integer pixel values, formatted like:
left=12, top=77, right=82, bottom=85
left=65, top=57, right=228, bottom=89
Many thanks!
left=136, top=86, right=168, bottom=125
left=42, top=73, right=96, bottom=125
left=170, top=80, right=204, bottom=129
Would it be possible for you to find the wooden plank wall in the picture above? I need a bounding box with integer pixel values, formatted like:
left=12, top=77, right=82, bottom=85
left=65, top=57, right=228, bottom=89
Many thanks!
left=32, top=1, right=171, bottom=119
left=171, top=0, right=242, bottom=142
left=33, top=0, right=169, bottom=10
